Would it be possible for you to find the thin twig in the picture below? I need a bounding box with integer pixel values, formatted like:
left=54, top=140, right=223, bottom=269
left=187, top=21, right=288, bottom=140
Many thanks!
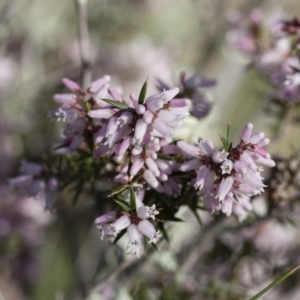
left=74, top=0, right=92, bottom=89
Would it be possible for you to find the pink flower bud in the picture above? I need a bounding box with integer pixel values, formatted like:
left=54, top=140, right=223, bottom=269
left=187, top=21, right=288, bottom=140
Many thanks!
left=62, top=78, right=81, bottom=92
left=240, top=123, right=253, bottom=142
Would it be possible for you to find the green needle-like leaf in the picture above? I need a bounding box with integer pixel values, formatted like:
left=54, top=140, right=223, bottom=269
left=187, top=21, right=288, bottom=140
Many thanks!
left=109, top=184, right=128, bottom=197
left=101, top=98, right=129, bottom=109
left=130, top=186, right=136, bottom=210
left=249, top=264, right=300, bottom=300
left=114, top=200, right=131, bottom=212
left=138, top=79, right=148, bottom=104
left=226, top=121, right=232, bottom=146
left=112, top=229, right=127, bottom=245
left=219, top=134, right=229, bottom=152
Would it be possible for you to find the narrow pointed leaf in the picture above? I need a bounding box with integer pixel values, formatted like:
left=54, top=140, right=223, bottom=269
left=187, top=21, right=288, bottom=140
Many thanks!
left=130, top=187, right=136, bottom=210
left=249, top=264, right=300, bottom=300
left=157, top=153, right=173, bottom=161
left=114, top=200, right=131, bottom=212
left=219, top=134, right=229, bottom=151
left=138, top=79, right=148, bottom=104
left=112, top=229, right=127, bottom=245
left=151, top=242, right=159, bottom=252
left=109, top=184, right=128, bottom=197
left=190, top=207, right=203, bottom=227
left=157, top=222, right=169, bottom=243
left=226, top=122, right=232, bottom=145
left=101, top=98, right=129, bottom=109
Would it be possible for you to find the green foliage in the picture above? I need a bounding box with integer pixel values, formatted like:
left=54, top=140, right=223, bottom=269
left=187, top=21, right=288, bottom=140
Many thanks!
left=138, top=79, right=148, bottom=104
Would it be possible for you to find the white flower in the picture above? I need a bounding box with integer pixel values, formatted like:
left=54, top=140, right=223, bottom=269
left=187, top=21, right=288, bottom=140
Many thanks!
left=137, top=204, right=159, bottom=220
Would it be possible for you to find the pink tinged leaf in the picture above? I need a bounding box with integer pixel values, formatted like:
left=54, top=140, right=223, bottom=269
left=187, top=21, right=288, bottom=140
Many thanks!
left=53, top=94, right=76, bottom=105
left=216, top=177, right=234, bottom=201
left=143, top=170, right=159, bottom=188
left=95, top=212, right=117, bottom=226
left=143, top=110, right=154, bottom=124
left=177, top=141, right=198, bottom=157
left=88, top=108, right=115, bottom=119
left=62, top=78, right=82, bottom=92
left=130, top=158, right=145, bottom=176
left=108, top=87, right=123, bottom=102
left=248, top=132, right=265, bottom=144
left=240, top=123, right=253, bottom=142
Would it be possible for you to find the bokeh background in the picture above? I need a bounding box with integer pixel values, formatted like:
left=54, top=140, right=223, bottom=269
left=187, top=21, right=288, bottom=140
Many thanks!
left=1, top=0, right=300, bottom=299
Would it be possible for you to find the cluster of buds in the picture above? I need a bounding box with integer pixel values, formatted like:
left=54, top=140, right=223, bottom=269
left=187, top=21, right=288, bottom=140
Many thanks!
left=95, top=203, right=160, bottom=258
left=50, top=76, right=110, bottom=152
left=9, top=161, right=58, bottom=210
left=178, top=123, right=275, bottom=220
left=227, top=10, right=300, bottom=104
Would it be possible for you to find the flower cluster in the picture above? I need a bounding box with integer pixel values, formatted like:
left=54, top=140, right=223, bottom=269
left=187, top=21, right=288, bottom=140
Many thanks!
left=50, top=76, right=110, bottom=152
left=178, top=123, right=275, bottom=220
left=87, top=83, right=190, bottom=192
left=95, top=204, right=160, bottom=257
left=9, top=161, right=58, bottom=210
left=11, top=75, right=276, bottom=258
left=227, top=10, right=300, bottom=104
left=156, top=72, right=216, bottom=119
